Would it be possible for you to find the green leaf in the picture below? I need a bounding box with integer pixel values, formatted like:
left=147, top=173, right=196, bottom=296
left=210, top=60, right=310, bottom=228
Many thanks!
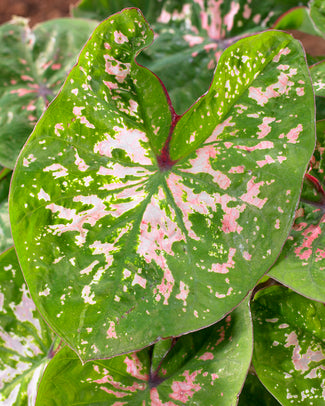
left=0, top=247, right=57, bottom=405
left=269, top=121, right=325, bottom=302
left=36, top=299, right=252, bottom=405
left=238, top=373, right=281, bottom=406
left=0, top=17, right=98, bottom=169
left=9, top=9, right=315, bottom=361
left=252, top=286, right=325, bottom=406
left=310, top=0, right=325, bottom=38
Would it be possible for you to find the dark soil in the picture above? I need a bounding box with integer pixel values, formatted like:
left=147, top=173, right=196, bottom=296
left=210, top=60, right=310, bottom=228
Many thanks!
left=0, top=1, right=325, bottom=57
left=0, top=0, right=78, bottom=26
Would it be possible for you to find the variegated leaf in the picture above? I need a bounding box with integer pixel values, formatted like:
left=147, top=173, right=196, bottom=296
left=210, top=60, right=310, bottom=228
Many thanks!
left=0, top=247, right=57, bottom=406
left=252, top=286, right=325, bottom=406
left=36, top=299, right=252, bottom=405
left=269, top=120, right=325, bottom=302
left=72, top=0, right=309, bottom=114
left=9, top=9, right=315, bottom=361
left=0, top=17, right=98, bottom=169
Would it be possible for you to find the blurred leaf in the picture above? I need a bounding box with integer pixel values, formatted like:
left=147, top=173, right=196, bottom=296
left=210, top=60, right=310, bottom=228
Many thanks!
left=0, top=247, right=57, bottom=405
left=252, top=285, right=325, bottom=406
left=0, top=17, right=98, bottom=168
left=273, top=6, right=319, bottom=36
left=310, top=0, right=325, bottom=38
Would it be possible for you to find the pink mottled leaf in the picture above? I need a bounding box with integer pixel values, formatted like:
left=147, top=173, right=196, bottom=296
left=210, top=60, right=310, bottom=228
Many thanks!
left=9, top=8, right=315, bottom=361
left=269, top=120, right=325, bottom=302
left=252, top=286, right=325, bottom=406
left=73, top=0, right=310, bottom=114
left=36, top=299, right=252, bottom=405
left=0, top=17, right=97, bottom=168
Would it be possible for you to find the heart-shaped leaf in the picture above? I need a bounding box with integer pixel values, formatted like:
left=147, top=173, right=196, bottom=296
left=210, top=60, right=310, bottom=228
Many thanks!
left=36, top=298, right=252, bottom=405
left=72, top=0, right=310, bottom=114
left=0, top=17, right=98, bottom=169
left=0, top=247, right=57, bottom=405
left=269, top=121, right=325, bottom=302
left=252, top=285, right=325, bottom=406
left=9, top=8, right=315, bottom=361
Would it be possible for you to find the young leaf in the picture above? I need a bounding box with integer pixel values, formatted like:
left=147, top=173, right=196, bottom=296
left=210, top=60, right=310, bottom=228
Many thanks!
left=252, top=286, right=325, bottom=406
left=0, top=17, right=98, bottom=169
left=269, top=121, right=325, bottom=302
left=0, top=247, right=57, bottom=405
left=36, top=299, right=252, bottom=405
left=9, top=8, right=315, bottom=361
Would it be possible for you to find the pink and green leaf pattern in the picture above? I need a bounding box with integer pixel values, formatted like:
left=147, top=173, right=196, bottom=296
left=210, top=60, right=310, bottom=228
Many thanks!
left=0, top=17, right=98, bottom=169
left=252, top=286, right=325, bottom=406
left=36, top=298, right=252, bottom=405
left=269, top=121, right=325, bottom=302
left=9, top=8, right=315, bottom=361
left=72, top=0, right=310, bottom=114
left=0, top=247, right=57, bottom=405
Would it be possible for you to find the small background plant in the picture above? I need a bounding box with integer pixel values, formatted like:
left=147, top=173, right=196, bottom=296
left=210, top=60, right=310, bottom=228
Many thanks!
left=0, top=1, right=325, bottom=405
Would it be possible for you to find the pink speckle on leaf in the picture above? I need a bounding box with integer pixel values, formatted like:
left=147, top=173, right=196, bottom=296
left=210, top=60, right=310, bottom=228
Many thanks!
left=106, top=321, right=118, bottom=339
left=243, top=251, right=252, bottom=260
left=169, top=370, right=201, bottom=402
left=279, top=124, right=303, bottom=144
left=94, top=124, right=152, bottom=165
left=228, top=165, right=245, bottom=174
left=104, top=54, right=130, bottom=83
left=124, top=353, right=149, bottom=380
left=175, top=281, right=190, bottom=306
left=294, top=219, right=323, bottom=260
left=199, top=352, right=214, bottom=361
left=257, top=117, right=275, bottom=139
left=114, top=31, right=128, bottom=44
left=256, top=155, right=275, bottom=168
left=240, top=177, right=267, bottom=209
left=273, top=47, right=291, bottom=63
left=210, top=248, right=236, bottom=273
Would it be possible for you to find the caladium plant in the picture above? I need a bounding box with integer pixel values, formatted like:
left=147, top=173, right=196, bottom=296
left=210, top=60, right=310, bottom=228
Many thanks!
left=9, top=8, right=315, bottom=362
left=1, top=0, right=325, bottom=404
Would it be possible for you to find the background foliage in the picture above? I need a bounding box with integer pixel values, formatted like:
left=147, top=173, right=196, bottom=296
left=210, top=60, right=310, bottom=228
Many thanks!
left=0, top=0, right=325, bottom=405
